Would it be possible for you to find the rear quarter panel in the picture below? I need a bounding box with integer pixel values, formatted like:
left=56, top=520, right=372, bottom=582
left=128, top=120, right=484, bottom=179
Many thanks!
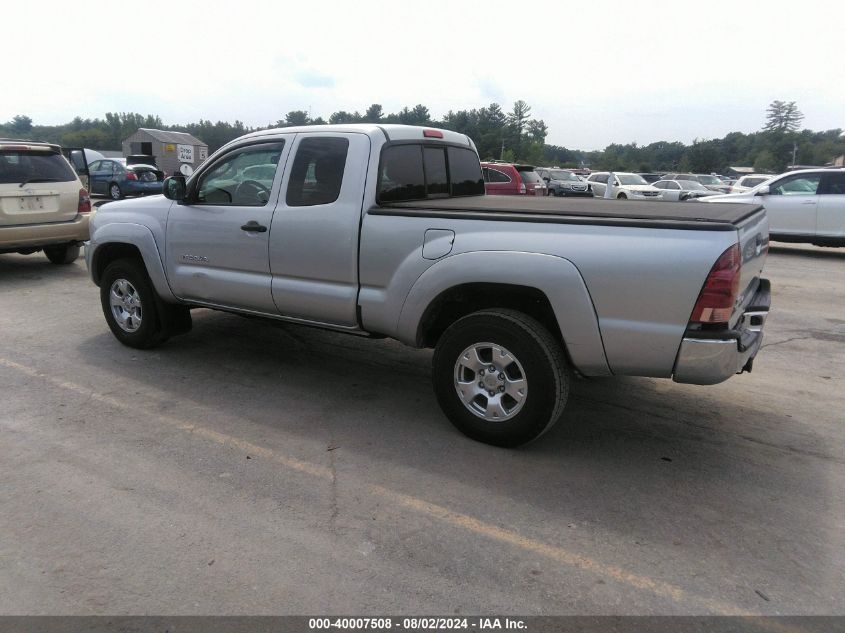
left=359, top=212, right=739, bottom=378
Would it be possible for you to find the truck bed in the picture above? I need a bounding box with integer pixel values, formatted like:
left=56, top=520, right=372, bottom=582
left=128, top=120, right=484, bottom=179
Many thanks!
left=373, top=196, right=763, bottom=231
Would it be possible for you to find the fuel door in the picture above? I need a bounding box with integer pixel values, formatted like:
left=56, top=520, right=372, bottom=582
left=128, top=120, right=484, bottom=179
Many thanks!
left=422, top=229, right=455, bottom=260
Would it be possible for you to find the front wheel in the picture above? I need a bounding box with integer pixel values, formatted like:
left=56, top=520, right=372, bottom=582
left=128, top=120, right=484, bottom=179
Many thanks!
left=100, top=258, right=186, bottom=349
left=617, top=193, right=628, bottom=199
left=44, top=244, right=80, bottom=264
left=433, top=309, right=569, bottom=447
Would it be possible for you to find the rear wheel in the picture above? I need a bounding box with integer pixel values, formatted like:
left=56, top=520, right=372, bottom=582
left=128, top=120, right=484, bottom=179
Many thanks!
left=44, top=244, right=80, bottom=265
left=617, top=193, right=628, bottom=199
left=432, top=309, right=569, bottom=447
left=109, top=182, right=123, bottom=200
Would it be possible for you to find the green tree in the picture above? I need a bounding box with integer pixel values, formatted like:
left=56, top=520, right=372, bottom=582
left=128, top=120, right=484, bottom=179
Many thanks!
left=8, top=115, right=33, bottom=134
left=764, top=100, right=804, bottom=134
left=364, top=104, right=383, bottom=123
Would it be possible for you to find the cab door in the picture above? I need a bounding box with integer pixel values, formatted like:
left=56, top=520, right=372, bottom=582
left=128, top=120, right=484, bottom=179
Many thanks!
left=816, top=171, right=845, bottom=240
left=758, top=172, right=821, bottom=236
left=268, top=132, right=370, bottom=327
left=165, top=137, right=293, bottom=313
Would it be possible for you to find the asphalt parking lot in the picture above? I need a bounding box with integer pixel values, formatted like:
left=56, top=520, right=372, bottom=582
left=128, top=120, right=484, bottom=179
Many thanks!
left=0, top=243, right=843, bottom=616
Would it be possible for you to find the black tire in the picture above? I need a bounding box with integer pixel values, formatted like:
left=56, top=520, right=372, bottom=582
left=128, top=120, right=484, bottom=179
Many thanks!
left=100, top=258, right=187, bottom=349
left=44, top=244, right=80, bottom=265
left=432, top=309, right=569, bottom=447
left=617, top=193, right=628, bottom=199
left=109, top=182, right=124, bottom=200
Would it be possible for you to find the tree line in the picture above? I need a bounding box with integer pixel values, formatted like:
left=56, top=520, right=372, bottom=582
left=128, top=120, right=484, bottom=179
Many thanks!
left=2, top=100, right=842, bottom=174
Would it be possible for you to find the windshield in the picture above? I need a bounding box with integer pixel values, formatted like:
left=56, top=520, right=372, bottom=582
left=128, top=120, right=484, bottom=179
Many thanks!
left=678, top=180, right=708, bottom=191
left=616, top=174, right=649, bottom=186
left=549, top=170, right=579, bottom=181
left=696, top=175, right=721, bottom=185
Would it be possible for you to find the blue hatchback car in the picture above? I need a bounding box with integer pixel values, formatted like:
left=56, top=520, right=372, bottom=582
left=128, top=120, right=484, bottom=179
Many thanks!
left=88, top=159, right=163, bottom=200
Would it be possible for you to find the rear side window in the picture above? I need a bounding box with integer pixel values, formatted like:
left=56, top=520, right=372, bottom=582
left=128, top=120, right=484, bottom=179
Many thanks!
left=379, top=144, right=484, bottom=202
left=0, top=150, right=76, bottom=184
left=825, top=172, right=845, bottom=195
left=486, top=168, right=511, bottom=183
left=287, top=137, right=349, bottom=207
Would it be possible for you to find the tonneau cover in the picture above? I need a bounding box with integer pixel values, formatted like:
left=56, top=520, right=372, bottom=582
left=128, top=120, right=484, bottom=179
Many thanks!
left=374, top=196, right=763, bottom=231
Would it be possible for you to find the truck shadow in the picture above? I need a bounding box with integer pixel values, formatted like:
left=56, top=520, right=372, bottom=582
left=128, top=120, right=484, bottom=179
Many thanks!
left=769, top=244, right=845, bottom=259
left=74, top=307, right=833, bottom=588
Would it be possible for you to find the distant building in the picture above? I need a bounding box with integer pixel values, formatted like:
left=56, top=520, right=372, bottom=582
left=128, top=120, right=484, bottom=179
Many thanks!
left=726, top=166, right=756, bottom=177
left=834, top=154, right=844, bottom=167
left=122, top=128, right=208, bottom=176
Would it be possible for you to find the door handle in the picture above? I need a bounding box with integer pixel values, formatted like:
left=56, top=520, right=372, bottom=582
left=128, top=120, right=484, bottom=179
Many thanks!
left=802, top=200, right=816, bottom=205
left=241, top=221, right=267, bottom=232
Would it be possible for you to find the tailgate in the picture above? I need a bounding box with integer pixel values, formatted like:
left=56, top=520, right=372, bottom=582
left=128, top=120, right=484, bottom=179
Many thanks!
left=732, top=207, right=769, bottom=326
left=0, top=183, right=78, bottom=226
left=0, top=146, right=80, bottom=227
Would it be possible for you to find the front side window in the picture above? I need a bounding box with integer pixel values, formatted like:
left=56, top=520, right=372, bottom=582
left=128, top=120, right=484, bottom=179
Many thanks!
left=769, top=174, right=821, bottom=196
left=196, top=142, right=284, bottom=206
left=286, top=137, right=349, bottom=207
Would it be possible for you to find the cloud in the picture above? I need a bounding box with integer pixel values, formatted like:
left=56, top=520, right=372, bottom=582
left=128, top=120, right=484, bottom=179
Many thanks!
left=477, top=78, right=505, bottom=104
left=295, top=71, right=336, bottom=89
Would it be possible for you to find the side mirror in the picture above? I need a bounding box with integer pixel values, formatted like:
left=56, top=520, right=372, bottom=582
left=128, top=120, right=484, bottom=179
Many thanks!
left=756, top=185, right=770, bottom=196
left=163, top=175, right=186, bottom=201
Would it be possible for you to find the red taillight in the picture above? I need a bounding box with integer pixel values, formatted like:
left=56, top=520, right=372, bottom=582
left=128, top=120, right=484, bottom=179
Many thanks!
left=125, top=172, right=138, bottom=181
left=689, top=244, right=741, bottom=325
left=423, top=129, right=443, bottom=138
left=78, top=188, right=91, bottom=214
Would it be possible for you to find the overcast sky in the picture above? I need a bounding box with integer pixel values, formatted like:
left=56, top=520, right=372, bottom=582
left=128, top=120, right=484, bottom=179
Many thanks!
left=3, top=0, right=843, bottom=150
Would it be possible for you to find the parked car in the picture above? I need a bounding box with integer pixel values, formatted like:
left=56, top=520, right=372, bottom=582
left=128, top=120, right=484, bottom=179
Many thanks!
left=0, top=139, right=91, bottom=264
left=481, top=162, right=547, bottom=196
left=652, top=179, right=721, bottom=201
left=535, top=168, right=591, bottom=196
left=585, top=172, right=662, bottom=199
left=85, top=123, right=770, bottom=447
left=662, top=173, right=732, bottom=193
left=88, top=159, right=164, bottom=200
left=730, top=174, right=773, bottom=193
left=701, top=168, right=845, bottom=246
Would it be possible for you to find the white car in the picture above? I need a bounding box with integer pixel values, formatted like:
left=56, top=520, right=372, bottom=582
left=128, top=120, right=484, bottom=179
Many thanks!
left=701, top=168, right=845, bottom=246
left=730, top=174, right=773, bottom=194
left=585, top=172, right=662, bottom=200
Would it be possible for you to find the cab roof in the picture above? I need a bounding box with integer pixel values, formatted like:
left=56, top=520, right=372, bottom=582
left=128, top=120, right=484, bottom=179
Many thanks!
left=234, top=124, right=475, bottom=149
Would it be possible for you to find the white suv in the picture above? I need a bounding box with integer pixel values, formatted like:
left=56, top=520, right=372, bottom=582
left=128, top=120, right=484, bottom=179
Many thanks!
left=586, top=172, right=662, bottom=200
left=702, top=168, right=845, bottom=246
left=1, top=139, right=91, bottom=263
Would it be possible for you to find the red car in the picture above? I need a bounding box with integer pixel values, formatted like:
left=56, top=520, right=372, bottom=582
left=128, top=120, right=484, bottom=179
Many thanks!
left=481, top=162, right=547, bottom=196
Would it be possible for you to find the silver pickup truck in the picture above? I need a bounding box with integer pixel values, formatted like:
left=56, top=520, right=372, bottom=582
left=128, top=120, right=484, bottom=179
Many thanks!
left=86, top=124, right=771, bottom=446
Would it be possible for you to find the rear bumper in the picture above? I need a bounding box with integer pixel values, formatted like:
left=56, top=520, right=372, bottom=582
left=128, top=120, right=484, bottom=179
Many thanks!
left=0, top=214, right=89, bottom=252
left=673, top=279, right=771, bottom=385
